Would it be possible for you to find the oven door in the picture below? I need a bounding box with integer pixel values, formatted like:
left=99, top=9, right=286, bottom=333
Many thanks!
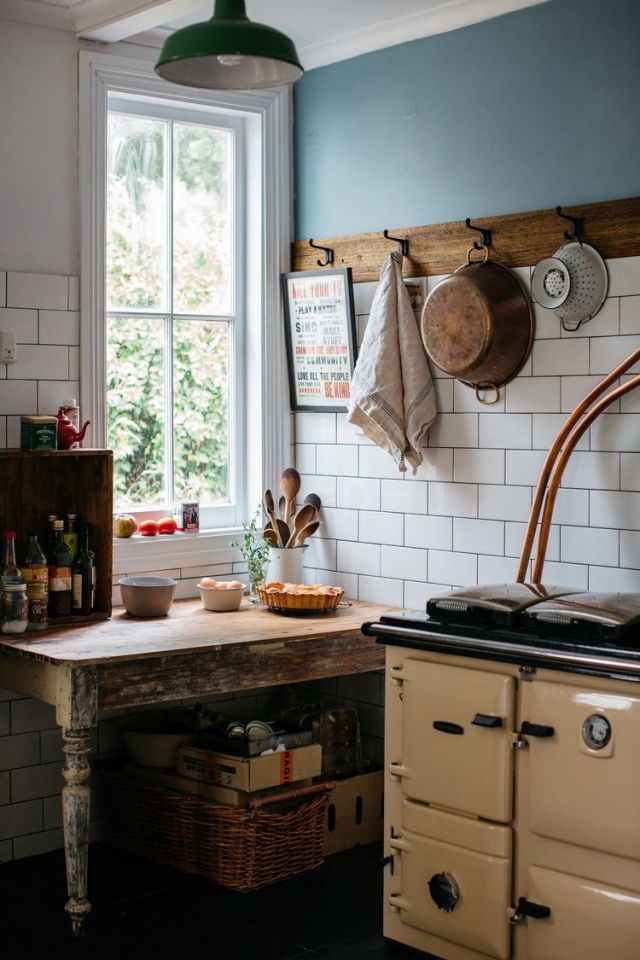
left=520, top=679, right=640, bottom=858
left=389, top=801, right=512, bottom=960
left=523, top=865, right=640, bottom=960
left=393, top=659, right=515, bottom=822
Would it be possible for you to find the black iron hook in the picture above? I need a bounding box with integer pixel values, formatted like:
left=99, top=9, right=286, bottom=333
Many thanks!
left=309, top=239, right=334, bottom=267
left=465, top=218, right=492, bottom=250
left=555, top=206, right=582, bottom=241
left=383, top=230, right=409, bottom=257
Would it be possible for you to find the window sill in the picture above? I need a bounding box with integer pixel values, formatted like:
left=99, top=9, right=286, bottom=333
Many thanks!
left=112, top=527, right=243, bottom=576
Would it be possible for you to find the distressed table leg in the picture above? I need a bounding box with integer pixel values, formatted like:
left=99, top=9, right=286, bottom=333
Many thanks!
left=62, top=726, right=92, bottom=936
left=56, top=665, right=98, bottom=939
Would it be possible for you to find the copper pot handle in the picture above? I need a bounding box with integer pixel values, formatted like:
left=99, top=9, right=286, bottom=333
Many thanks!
left=465, top=244, right=490, bottom=265
left=475, top=383, right=500, bottom=405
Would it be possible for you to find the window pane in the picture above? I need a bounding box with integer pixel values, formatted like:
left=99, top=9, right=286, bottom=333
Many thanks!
left=107, top=114, right=167, bottom=311
left=107, top=316, right=166, bottom=508
left=174, top=319, right=230, bottom=504
left=173, top=123, right=232, bottom=316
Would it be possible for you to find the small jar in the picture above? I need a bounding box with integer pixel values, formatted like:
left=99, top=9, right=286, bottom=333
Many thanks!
left=1, top=583, right=29, bottom=634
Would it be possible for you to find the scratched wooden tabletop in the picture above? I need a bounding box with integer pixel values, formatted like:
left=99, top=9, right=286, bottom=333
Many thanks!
left=0, top=599, right=392, bottom=666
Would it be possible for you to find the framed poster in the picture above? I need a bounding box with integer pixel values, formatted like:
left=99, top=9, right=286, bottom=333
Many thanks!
left=282, top=268, right=358, bottom=411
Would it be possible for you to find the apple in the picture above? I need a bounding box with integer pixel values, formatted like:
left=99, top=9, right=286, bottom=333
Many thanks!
left=113, top=514, right=137, bottom=538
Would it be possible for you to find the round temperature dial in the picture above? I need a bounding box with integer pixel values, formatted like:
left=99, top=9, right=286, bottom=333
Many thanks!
left=582, top=713, right=611, bottom=750
left=428, top=872, right=459, bottom=912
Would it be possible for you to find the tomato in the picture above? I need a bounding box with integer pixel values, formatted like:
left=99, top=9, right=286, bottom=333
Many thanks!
left=158, top=517, right=177, bottom=535
left=138, top=520, right=159, bottom=537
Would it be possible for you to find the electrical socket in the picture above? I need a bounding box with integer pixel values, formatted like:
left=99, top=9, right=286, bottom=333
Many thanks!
left=0, top=331, right=16, bottom=364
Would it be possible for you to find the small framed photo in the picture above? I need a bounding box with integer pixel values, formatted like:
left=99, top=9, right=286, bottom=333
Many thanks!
left=282, top=268, right=358, bottom=411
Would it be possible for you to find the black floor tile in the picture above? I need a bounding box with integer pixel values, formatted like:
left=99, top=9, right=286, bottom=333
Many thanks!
left=0, top=842, right=426, bottom=960
left=292, top=936, right=425, bottom=959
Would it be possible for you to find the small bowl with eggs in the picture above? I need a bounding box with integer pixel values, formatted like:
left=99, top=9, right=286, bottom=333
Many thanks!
left=197, top=577, right=245, bottom=612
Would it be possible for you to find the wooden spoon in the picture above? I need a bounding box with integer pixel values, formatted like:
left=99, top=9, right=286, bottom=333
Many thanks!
left=278, top=495, right=295, bottom=523
left=263, top=527, right=279, bottom=547
left=292, top=519, right=320, bottom=547
left=280, top=467, right=301, bottom=526
left=303, top=493, right=322, bottom=512
left=264, top=517, right=290, bottom=547
left=286, top=502, right=317, bottom=547
left=263, top=489, right=284, bottom=547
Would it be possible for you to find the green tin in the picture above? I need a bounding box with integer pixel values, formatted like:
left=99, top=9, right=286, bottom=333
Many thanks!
left=20, top=416, right=58, bottom=451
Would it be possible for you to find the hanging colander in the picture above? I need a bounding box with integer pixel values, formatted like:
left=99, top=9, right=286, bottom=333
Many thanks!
left=532, top=240, right=608, bottom=332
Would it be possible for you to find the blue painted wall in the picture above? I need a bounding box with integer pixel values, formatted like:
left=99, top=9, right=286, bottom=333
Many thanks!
left=293, top=0, right=640, bottom=240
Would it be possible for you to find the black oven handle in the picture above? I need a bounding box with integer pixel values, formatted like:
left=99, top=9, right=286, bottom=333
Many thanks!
left=364, top=621, right=640, bottom=677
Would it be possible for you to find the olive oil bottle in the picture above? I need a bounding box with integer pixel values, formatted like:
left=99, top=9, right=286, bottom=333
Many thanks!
left=48, top=520, right=72, bottom=616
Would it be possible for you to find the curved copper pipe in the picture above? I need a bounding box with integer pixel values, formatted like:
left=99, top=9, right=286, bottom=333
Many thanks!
left=532, top=372, right=640, bottom=583
left=516, top=347, right=640, bottom=582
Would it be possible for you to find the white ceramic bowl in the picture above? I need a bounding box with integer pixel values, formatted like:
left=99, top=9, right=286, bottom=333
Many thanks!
left=198, top=584, right=244, bottom=612
left=119, top=576, right=177, bottom=617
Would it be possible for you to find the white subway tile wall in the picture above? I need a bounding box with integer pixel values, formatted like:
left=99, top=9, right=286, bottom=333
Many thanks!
left=0, top=271, right=79, bottom=445
left=297, top=257, right=640, bottom=606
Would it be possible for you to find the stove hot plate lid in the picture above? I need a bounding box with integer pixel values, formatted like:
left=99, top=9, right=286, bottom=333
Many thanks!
left=523, top=592, right=640, bottom=631
left=427, top=582, right=581, bottom=626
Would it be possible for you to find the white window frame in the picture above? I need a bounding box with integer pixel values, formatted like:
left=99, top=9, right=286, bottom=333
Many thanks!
left=80, top=51, right=292, bottom=572
left=106, top=95, right=245, bottom=530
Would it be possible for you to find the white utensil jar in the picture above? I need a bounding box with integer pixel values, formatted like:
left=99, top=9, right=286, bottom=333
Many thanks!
left=266, top=545, right=308, bottom=584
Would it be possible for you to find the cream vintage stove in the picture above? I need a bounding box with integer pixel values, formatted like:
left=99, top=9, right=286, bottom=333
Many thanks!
left=364, top=583, right=640, bottom=960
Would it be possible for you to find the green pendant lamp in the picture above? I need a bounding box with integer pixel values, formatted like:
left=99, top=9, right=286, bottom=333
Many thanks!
left=155, top=0, right=303, bottom=90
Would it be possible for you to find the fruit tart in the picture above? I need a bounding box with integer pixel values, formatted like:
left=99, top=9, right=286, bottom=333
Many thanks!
left=257, top=581, right=344, bottom=612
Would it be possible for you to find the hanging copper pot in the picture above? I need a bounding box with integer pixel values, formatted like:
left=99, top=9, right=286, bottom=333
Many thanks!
left=420, top=246, right=533, bottom=404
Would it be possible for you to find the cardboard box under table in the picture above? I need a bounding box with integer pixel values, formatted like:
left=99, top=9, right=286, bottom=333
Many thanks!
left=100, top=760, right=332, bottom=892
left=177, top=743, right=322, bottom=791
left=121, top=763, right=313, bottom=808
left=324, top=770, right=384, bottom=855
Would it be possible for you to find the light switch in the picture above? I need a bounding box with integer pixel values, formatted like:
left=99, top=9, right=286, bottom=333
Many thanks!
left=0, top=331, right=17, bottom=364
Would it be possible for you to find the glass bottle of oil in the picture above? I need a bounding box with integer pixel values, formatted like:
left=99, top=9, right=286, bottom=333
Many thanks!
left=22, top=533, right=48, bottom=630
left=48, top=521, right=72, bottom=617
left=63, top=514, right=78, bottom=561
left=72, top=524, right=94, bottom=615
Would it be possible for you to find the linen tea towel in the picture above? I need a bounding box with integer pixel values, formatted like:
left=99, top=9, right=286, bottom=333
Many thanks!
left=347, top=251, right=437, bottom=472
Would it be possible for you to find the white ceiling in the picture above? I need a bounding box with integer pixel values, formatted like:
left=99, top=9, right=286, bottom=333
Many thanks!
left=0, top=0, right=550, bottom=69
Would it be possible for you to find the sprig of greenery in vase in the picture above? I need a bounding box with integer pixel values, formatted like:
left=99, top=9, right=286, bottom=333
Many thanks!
left=231, top=508, right=271, bottom=600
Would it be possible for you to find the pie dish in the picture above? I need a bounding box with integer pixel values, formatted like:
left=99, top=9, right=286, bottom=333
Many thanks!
left=257, top=581, right=344, bottom=613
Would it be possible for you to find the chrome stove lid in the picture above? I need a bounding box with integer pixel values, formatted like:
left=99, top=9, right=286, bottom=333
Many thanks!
left=427, top=582, right=581, bottom=627
left=523, top=592, right=640, bottom=639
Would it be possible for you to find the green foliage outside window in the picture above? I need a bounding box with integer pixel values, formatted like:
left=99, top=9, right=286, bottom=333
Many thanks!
left=106, top=111, right=233, bottom=510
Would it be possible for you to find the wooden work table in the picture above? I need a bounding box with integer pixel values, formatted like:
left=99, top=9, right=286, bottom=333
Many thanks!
left=0, top=598, right=390, bottom=937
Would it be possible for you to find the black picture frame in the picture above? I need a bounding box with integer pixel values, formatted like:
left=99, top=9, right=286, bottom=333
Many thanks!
left=282, top=267, right=358, bottom=412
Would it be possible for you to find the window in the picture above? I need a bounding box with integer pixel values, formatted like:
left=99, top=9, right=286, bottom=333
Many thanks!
left=80, top=52, right=292, bottom=552
left=105, top=97, right=244, bottom=528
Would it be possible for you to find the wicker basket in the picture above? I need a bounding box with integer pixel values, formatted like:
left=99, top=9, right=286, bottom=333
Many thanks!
left=101, top=768, right=333, bottom=892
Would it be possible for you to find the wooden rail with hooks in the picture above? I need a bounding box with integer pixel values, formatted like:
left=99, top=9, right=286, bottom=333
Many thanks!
left=291, top=196, right=640, bottom=282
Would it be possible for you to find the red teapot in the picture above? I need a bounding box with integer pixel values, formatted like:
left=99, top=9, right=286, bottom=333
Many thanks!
left=56, top=408, right=91, bottom=450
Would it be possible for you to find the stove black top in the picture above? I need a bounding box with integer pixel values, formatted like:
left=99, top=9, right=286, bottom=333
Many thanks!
left=426, top=582, right=581, bottom=627
left=363, top=584, right=640, bottom=681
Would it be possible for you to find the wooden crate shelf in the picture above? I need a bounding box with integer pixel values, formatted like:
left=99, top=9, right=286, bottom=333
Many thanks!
left=0, top=448, right=113, bottom=626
